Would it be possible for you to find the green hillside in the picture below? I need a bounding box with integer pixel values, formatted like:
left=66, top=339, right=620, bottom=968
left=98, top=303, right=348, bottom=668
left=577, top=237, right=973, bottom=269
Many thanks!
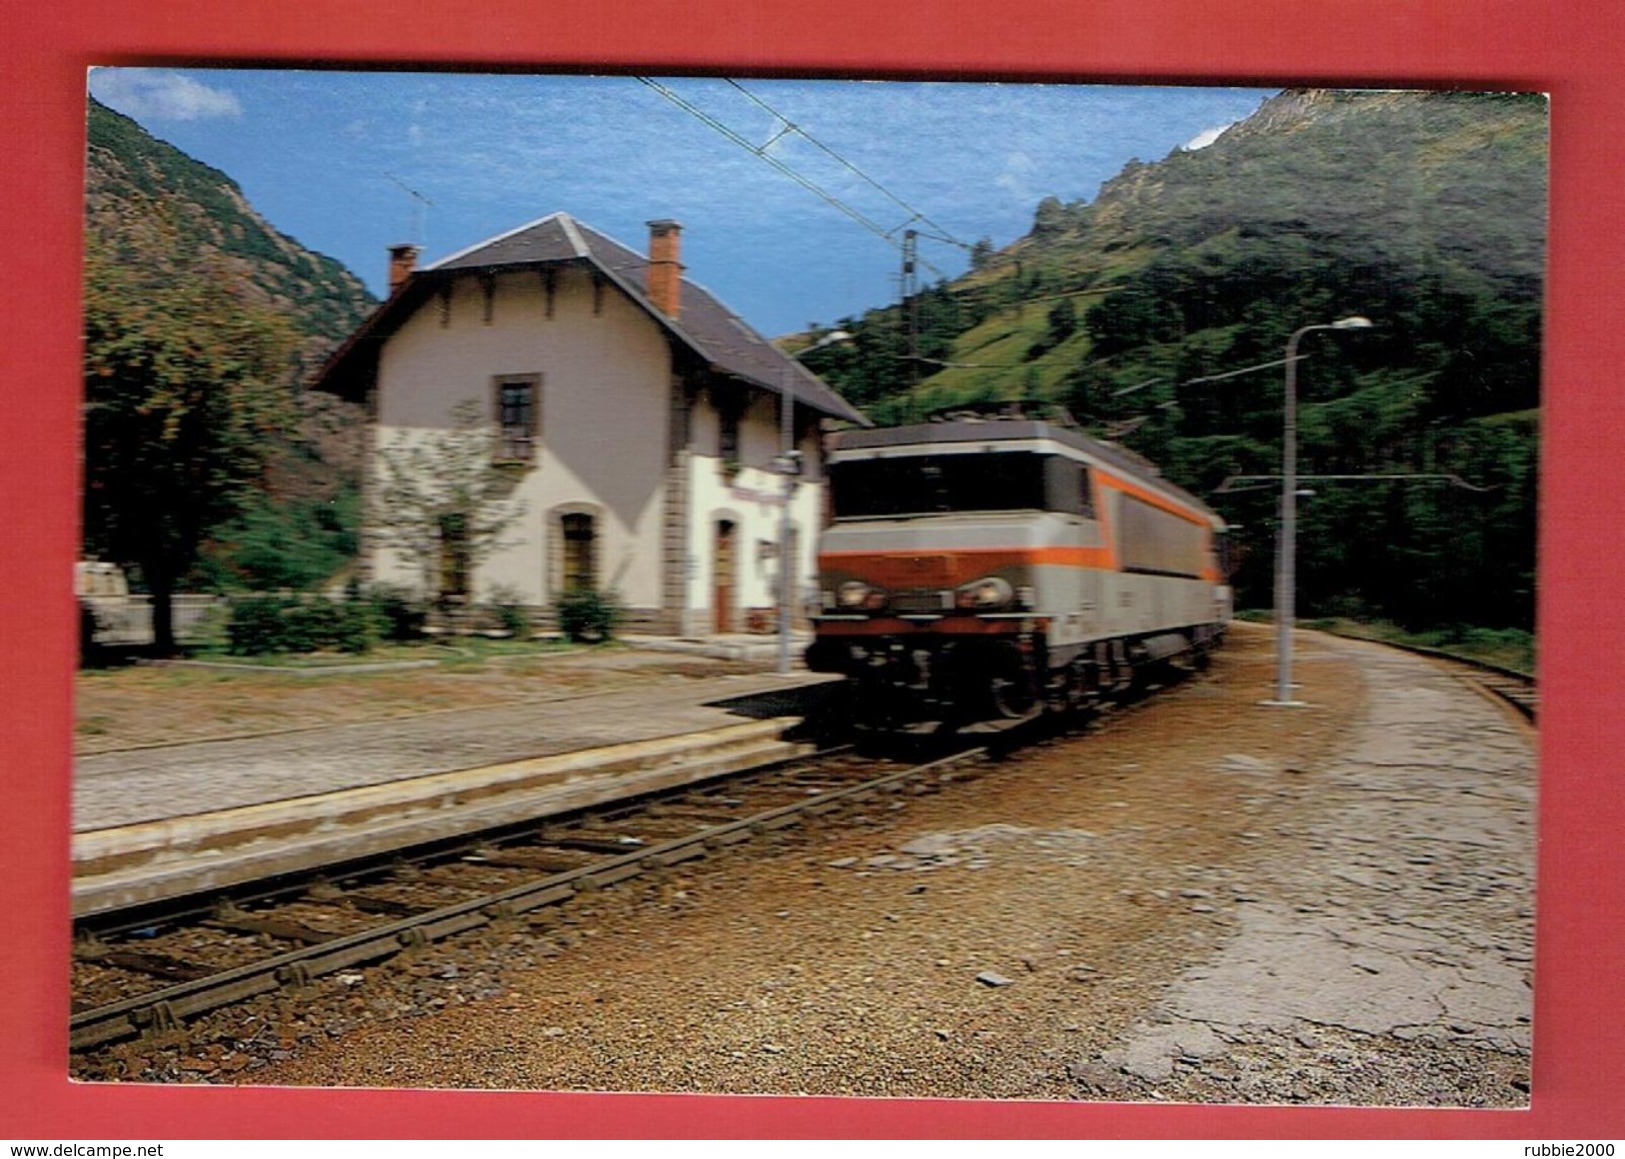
left=798, top=89, right=1545, bottom=634
left=86, top=98, right=376, bottom=355
left=83, top=97, right=378, bottom=604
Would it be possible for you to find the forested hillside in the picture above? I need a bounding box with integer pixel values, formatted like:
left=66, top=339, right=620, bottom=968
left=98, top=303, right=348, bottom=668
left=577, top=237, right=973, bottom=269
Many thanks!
left=796, top=89, right=1545, bottom=635
left=83, top=98, right=377, bottom=608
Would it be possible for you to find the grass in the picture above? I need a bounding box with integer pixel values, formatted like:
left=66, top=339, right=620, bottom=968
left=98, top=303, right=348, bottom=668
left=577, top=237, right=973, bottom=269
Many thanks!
left=1236, top=610, right=1535, bottom=675
left=74, top=636, right=641, bottom=754
left=1310, top=618, right=1535, bottom=675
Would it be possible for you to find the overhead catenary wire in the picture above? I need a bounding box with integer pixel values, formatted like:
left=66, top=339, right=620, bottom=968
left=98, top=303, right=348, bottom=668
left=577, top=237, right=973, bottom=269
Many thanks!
left=385, top=172, right=433, bottom=247
left=723, top=79, right=973, bottom=253
left=635, top=77, right=955, bottom=280
left=1215, top=473, right=1494, bottom=494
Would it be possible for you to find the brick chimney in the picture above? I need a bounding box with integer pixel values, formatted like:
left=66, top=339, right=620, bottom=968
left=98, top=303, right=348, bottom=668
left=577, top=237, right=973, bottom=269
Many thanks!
left=645, top=219, right=683, bottom=318
left=388, top=244, right=421, bottom=294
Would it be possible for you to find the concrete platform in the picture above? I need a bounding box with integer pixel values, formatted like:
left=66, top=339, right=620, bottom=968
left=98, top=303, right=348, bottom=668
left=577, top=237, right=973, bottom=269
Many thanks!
left=73, top=667, right=839, bottom=917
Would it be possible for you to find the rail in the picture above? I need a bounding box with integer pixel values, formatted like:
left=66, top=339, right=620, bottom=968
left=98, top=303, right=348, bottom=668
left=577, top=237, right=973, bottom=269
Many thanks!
left=71, top=744, right=988, bottom=1052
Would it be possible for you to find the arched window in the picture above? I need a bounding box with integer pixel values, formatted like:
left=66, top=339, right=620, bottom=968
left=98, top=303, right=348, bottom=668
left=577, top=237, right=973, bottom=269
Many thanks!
left=562, top=512, right=596, bottom=592
left=548, top=503, right=604, bottom=598
left=439, top=512, right=469, bottom=600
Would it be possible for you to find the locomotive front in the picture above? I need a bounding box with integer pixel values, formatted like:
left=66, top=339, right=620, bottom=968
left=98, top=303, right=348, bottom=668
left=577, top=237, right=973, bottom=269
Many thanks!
left=807, top=412, right=1230, bottom=728
left=806, top=418, right=1094, bottom=724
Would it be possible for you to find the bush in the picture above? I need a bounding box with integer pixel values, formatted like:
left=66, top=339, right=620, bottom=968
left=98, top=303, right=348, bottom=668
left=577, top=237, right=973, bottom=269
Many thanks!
left=485, top=584, right=531, bottom=637
left=322, top=601, right=382, bottom=654
left=226, top=596, right=297, bottom=655
left=367, top=585, right=428, bottom=642
left=226, top=595, right=382, bottom=655
left=554, top=588, right=623, bottom=643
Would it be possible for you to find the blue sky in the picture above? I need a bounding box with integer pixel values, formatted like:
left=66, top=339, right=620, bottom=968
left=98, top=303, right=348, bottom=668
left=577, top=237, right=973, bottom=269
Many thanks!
left=88, top=69, right=1274, bottom=337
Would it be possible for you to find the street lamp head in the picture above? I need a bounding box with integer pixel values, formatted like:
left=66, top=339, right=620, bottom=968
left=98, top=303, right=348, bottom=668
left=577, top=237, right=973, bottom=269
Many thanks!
left=1331, top=316, right=1373, bottom=330
left=794, top=329, right=855, bottom=359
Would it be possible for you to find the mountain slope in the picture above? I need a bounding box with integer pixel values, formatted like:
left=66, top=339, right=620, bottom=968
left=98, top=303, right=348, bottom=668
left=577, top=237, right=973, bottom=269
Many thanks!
left=85, top=97, right=376, bottom=359
left=83, top=97, right=379, bottom=591
left=798, top=89, right=1545, bottom=631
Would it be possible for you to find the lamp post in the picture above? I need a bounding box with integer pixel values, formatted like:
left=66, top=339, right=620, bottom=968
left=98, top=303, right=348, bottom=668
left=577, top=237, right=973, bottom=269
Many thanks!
left=1266, top=316, right=1372, bottom=707
left=777, top=330, right=852, bottom=676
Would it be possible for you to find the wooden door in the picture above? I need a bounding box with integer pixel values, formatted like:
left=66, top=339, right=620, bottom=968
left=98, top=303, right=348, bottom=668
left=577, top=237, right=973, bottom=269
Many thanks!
left=714, top=520, right=735, bottom=634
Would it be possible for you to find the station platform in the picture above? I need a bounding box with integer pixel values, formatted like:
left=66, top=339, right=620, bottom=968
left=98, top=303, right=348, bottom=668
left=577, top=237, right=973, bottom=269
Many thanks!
left=72, top=662, right=840, bottom=917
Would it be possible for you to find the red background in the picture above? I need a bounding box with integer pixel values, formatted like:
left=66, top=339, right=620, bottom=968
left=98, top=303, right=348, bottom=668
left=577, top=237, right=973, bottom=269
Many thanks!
left=3, top=0, right=1619, bottom=1139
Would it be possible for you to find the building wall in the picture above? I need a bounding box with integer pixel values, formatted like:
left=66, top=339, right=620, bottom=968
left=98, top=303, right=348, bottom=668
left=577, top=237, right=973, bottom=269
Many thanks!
left=371, top=266, right=670, bottom=612
left=368, top=263, right=832, bottom=635
left=685, top=388, right=827, bottom=634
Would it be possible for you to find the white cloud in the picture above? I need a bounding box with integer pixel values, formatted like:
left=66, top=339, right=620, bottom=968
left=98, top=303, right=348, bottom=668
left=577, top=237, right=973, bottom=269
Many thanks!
left=90, top=69, right=242, bottom=121
left=994, top=150, right=1036, bottom=200
left=1183, top=123, right=1233, bottom=151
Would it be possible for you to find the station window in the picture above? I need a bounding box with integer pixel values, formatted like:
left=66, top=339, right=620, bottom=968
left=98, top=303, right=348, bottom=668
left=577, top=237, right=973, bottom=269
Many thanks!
left=718, top=399, right=742, bottom=466
left=493, top=374, right=539, bottom=463
left=561, top=512, right=597, bottom=592
left=439, top=512, right=470, bottom=599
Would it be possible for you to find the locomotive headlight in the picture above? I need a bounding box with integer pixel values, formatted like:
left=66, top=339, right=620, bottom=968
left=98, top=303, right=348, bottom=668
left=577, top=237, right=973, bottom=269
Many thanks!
left=836, top=580, right=888, bottom=611
left=955, top=576, right=1014, bottom=610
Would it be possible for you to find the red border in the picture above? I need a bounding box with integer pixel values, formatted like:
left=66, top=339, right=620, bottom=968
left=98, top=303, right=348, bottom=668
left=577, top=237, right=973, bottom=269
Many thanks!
left=4, top=0, right=1620, bottom=1139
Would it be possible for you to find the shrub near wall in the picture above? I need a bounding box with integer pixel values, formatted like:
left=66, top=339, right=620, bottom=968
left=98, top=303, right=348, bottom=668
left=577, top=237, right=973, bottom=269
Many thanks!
left=367, top=586, right=428, bottom=642
left=554, top=589, right=623, bottom=643
left=226, top=595, right=382, bottom=655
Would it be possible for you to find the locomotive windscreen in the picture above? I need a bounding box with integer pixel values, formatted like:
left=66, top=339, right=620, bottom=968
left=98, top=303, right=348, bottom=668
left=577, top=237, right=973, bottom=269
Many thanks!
left=829, top=452, right=1093, bottom=518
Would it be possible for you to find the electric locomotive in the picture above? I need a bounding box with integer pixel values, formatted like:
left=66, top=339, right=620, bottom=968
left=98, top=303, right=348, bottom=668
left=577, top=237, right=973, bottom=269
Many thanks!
left=805, top=403, right=1231, bottom=726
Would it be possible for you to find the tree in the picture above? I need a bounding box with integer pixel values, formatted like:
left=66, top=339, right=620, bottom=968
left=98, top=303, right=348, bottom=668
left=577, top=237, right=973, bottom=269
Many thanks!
left=206, top=487, right=360, bottom=592
left=1032, top=195, right=1069, bottom=238
left=370, top=400, right=527, bottom=608
left=82, top=204, right=296, bottom=654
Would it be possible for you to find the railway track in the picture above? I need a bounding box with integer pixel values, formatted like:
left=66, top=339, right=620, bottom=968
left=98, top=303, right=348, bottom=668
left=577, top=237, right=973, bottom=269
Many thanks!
left=70, top=655, right=1210, bottom=1059
left=71, top=743, right=992, bottom=1053
left=1374, top=640, right=1537, bottom=722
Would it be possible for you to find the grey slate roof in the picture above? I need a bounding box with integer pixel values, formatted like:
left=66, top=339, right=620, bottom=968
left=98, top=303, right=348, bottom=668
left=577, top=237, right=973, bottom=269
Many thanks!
left=313, top=212, right=868, bottom=425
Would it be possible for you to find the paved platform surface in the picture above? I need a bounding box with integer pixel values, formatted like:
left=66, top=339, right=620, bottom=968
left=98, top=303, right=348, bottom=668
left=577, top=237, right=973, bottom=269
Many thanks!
left=74, top=665, right=839, bottom=833
left=1096, top=635, right=1536, bottom=1090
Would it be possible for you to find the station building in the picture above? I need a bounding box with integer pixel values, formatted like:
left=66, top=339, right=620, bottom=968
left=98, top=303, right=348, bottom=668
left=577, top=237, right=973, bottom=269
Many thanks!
left=312, top=213, right=866, bottom=635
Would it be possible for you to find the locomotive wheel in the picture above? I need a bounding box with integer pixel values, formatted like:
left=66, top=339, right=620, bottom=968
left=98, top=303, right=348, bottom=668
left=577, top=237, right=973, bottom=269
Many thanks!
left=988, top=656, right=1040, bottom=720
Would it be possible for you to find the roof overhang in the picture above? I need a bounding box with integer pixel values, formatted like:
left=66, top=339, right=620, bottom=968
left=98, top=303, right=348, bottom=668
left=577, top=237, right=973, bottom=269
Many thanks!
left=310, top=241, right=868, bottom=426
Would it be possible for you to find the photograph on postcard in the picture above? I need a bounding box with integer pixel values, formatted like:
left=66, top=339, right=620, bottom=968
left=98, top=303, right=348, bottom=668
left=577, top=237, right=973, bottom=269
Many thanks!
left=71, top=70, right=1541, bottom=1106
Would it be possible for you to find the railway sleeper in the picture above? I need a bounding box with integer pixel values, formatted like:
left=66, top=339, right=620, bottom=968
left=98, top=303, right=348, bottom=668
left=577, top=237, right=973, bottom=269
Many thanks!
left=205, top=908, right=337, bottom=946
left=705, top=828, right=752, bottom=849
left=339, top=893, right=432, bottom=918
left=79, top=948, right=214, bottom=983
left=537, top=835, right=648, bottom=855
left=474, top=849, right=598, bottom=874
left=501, top=882, right=578, bottom=916
left=415, top=910, right=493, bottom=943
left=645, top=843, right=707, bottom=869
left=579, top=862, right=646, bottom=891
left=130, top=1000, right=182, bottom=1036
left=750, top=814, right=802, bottom=834
left=645, top=804, right=748, bottom=824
